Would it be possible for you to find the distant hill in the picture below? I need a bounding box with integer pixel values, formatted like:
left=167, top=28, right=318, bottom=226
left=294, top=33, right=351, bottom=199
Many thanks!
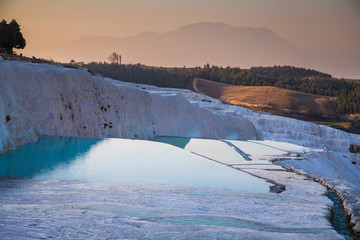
left=193, top=78, right=337, bottom=117
left=193, top=78, right=360, bottom=133
left=24, top=22, right=360, bottom=79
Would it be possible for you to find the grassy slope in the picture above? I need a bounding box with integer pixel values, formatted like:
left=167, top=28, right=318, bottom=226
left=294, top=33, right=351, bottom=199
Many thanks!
left=194, top=78, right=360, bottom=133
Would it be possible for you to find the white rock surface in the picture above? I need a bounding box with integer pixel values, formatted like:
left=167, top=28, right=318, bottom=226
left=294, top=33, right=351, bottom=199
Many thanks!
left=0, top=167, right=341, bottom=239
left=137, top=82, right=360, bottom=153
left=1, top=60, right=360, bottom=237
left=176, top=90, right=360, bottom=152
left=0, top=61, right=257, bottom=153
left=1, top=60, right=360, bottom=153
left=280, top=151, right=360, bottom=236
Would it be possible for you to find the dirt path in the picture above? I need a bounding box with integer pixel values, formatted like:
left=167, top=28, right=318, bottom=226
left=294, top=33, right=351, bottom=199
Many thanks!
left=193, top=78, right=227, bottom=90
left=192, top=78, right=227, bottom=94
left=192, top=78, right=201, bottom=93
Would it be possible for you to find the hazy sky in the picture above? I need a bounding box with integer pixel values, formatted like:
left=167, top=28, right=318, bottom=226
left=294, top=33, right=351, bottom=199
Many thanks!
left=1, top=0, right=360, bottom=51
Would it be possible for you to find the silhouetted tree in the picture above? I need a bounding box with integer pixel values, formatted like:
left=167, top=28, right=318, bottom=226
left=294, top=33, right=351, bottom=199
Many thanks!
left=107, top=52, right=116, bottom=64
left=0, top=19, right=26, bottom=54
left=356, top=145, right=360, bottom=157
left=350, top=144, right=355, bottom=154
left=349, top=144, right=360, bottom=157
left=108, top=52, right=121, bottom=64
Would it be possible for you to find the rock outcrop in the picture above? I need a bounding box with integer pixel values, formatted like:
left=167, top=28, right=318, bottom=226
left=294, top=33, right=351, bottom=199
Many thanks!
left=0, top=61, right=257, bottom=153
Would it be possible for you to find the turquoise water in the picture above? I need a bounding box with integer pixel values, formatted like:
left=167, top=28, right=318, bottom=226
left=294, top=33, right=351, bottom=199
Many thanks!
left=155, top=215, right=330, bottom=234
left=0, top=136, right=345, bottom=239
left=0, top=136, right=101, bottom=178
left=155, top=136, right=191, bottom=149
left=326, top=189, right=355, bottom=240
left=0, top=136, right=271, bottom=193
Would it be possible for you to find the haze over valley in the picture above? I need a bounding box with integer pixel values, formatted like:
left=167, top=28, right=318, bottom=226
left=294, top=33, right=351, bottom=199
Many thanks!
left=23, top=22, right=360, bottom=79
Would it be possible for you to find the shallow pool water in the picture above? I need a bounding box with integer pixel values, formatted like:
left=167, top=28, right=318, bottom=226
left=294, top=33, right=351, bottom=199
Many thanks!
left=0, top=137, right=343, bottom=239
left=228, top=140, right=287, bottom=156
left=0, top=136, right=271, bottom=193
left=156, top=137, right=247, bottom=164
left=0, top=137, right=101, bottom=178
left=250, top=140, right=310, bottom=153
left=0, top=178, right=339, bottom=240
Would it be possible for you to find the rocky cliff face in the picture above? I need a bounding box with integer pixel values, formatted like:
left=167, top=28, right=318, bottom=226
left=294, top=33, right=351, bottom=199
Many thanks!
left=0, top=61, right=257, bottom=153
left=1, top=60, right=360, bottom=153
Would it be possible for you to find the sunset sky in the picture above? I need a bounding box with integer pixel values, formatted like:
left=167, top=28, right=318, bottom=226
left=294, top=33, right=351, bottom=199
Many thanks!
left=1, top=0, right=360, bottom=51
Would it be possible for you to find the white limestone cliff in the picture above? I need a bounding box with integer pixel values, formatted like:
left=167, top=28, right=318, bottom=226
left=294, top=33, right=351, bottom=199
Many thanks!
left=1, top=60, right=360, bottom=236
left=0, top=61, right=257, bottom=153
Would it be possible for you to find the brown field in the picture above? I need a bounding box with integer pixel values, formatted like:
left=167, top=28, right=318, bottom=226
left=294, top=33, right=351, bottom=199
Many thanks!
left=194, top=78, right=337, bottom=117
left=192, top=78, right=360, bottom=133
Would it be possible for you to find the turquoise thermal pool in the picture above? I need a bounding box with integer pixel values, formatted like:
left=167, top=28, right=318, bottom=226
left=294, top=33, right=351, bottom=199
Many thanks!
left=0, top=136, right=271, bottom=193
left=0, top=136, right=343, bottom=239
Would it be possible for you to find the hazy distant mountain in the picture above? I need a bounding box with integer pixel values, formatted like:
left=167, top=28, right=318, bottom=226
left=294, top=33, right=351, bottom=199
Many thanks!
left=24, top=22, right=360, bottom=79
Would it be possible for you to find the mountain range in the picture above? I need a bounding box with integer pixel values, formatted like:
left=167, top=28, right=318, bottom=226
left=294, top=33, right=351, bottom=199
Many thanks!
left=24, top=22, right=360, bottom=79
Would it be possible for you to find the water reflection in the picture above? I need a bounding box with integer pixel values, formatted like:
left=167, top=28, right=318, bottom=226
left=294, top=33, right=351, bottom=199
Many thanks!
left=0, top=137, right=271, bottom=192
